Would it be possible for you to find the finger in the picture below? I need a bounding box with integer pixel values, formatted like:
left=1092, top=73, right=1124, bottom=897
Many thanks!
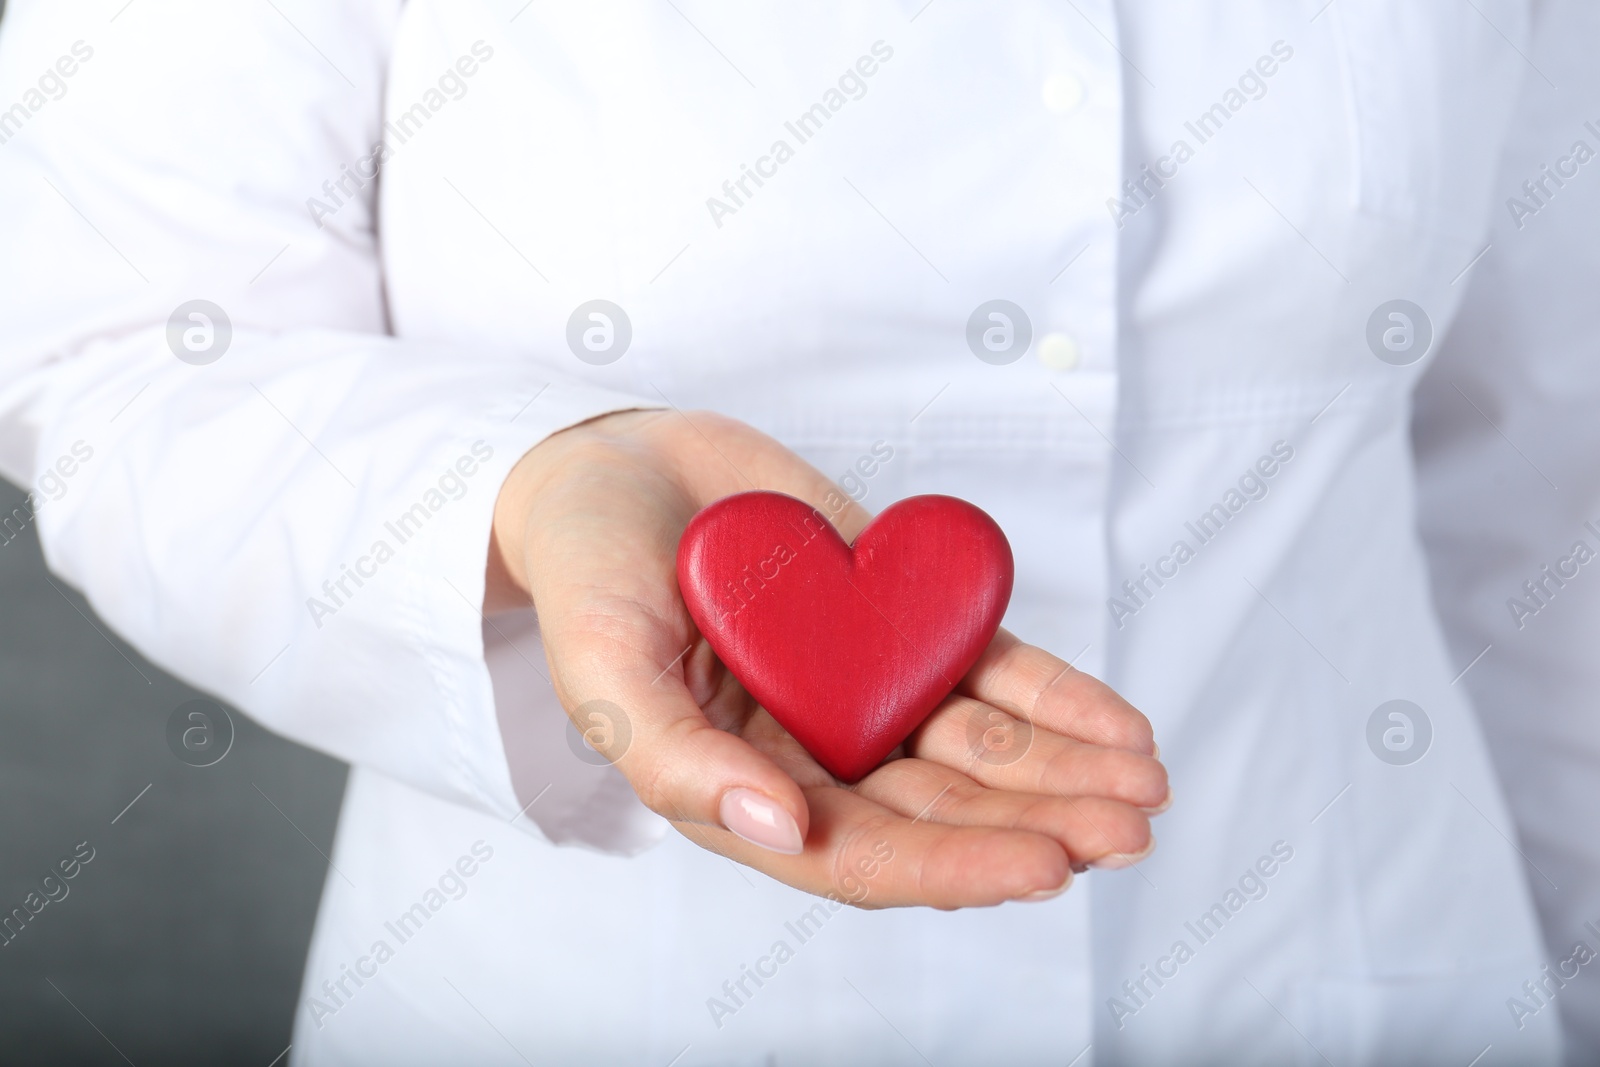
left=908, top=696, right=1170, bottom=810
left=960, top=630, right=1156, bottom=754
left=854, top=757, right=1155, bottom=869
left=726, top=700, right=848, bottom=790
left=558, top=615, right=816, bottom=853
left=674, top=784, right=1074, bottom=909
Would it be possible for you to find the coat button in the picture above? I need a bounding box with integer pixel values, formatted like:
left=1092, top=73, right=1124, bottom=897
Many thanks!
left=1038, top=331, right=1080, bottom=370
left=1042, top=71, right=1085, bottom=114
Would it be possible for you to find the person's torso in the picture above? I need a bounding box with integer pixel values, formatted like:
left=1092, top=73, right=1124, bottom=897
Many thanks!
left=293, top=4, right=1562, bottom=1065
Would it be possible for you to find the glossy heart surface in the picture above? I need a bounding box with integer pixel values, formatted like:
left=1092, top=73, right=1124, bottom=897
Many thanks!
left=676, top=491, right=1014, bottom=782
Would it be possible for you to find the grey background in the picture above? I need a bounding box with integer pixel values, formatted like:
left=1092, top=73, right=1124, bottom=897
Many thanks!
left=0, top=474, right=346, bottom=1063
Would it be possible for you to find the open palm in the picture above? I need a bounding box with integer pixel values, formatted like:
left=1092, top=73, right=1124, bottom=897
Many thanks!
left=492, top=408, right=1169, bottom=908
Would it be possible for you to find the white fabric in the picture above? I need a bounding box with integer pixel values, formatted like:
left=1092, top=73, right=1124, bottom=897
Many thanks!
left=0, top=0, right=1592, bottom=1064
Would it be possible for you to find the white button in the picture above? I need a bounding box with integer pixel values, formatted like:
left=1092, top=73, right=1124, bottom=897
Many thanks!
left=1041, top=72, right=1085, bottom=114
left=1038, top=332, right=1080, bottom=370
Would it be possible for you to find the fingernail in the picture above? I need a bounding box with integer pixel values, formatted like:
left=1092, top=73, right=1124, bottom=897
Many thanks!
left=1151, top=742, right=1162, bottom=759
left=1091, top=835, right=1157, bottom=870
left=720, top=788, right=804, bottom=855
left=1021, top=872, right=1073, bottom=902
left=1143, top=786, right=1174, bottom=816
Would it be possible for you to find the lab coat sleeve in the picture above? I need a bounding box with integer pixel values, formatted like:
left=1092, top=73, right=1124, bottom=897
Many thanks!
left=1413, top=0, right=1600, bottom=1053
left=0, top=1, right=661, bottom=840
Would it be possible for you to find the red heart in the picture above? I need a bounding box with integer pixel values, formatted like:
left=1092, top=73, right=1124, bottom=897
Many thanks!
left=676, top=491, right=1014, bottom=782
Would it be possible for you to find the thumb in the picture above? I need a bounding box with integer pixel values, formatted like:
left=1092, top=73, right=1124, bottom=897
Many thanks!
left=548, top=616, right=811, bottom=855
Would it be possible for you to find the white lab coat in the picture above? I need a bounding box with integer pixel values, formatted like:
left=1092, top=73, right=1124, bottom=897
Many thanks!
left=1, top=1, right=1596, bottom=1064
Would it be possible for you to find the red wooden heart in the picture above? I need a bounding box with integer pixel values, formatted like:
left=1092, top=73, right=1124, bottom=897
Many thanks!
left=676, top=491, right=1014, bottom=782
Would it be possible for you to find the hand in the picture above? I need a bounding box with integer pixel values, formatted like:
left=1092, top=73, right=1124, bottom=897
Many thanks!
left=489, top=409, right=1169, bottom=909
